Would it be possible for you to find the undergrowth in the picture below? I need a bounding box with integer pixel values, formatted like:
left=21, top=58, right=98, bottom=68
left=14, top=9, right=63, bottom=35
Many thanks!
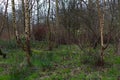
left=0, top=41, right=120, bottom=80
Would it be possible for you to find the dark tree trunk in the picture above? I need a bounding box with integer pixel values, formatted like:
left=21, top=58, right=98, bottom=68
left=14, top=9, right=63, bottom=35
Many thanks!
left=0, top=49, right=6, bottom=58
left=117, top=39, right=120, bottom=55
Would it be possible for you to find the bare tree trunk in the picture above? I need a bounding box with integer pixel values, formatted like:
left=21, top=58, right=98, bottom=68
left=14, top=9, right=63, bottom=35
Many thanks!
left=25, top=0, right=32, bottom=66
left=47, top=0, right=52, bottom=50
left=29, top=0, right=35, bottom=41
left=80, top=0, right=83, bottom=9
left=55, top=0, right=59, bottom=47
left=97, top=0, right=105, bottom=66
left=0, top=0, right=8, bottom=58
left=22, top=0, right=25, bottom=31
left=0, top=0, right=8, bottom=36
left=11, top=0, right=18, bottom=39
left=56, top=0, right=59, bottom=27
left=36, top=0, right=39, bottom=24
left=117, top=39, right=120, bottom=55
left=12, top=0, right=25, bottom=50
left=6, top=12, right=11, bottom=40
left=116, top=0, right=120, bottom=55
left=12, top=0, right=32, bottom=66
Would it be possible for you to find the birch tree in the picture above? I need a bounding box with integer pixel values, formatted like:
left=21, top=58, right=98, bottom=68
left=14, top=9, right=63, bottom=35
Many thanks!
left=24, top=0, right=32, bottom=65
left=12, top=0, right=32, bottom=66
left=96, top=0, right=108, bottom=66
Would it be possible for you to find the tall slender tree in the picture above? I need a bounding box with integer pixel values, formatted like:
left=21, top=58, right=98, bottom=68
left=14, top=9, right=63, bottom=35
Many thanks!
left=36, top=0, right=40, bottom=24
left=25, top=0, right=32, bottom=65
left=47, top=0, right=52, bottom=50
left=22, top=0, right=25, bottom=31
left=0, top=0, right=8, bottom=35
left=97, top=0, right=107, bottom=66
left=12, top=0, right=32, bottom=66
left=0, top=0, right=8, bottom=58
left=56, top=0, right=59, bottom=27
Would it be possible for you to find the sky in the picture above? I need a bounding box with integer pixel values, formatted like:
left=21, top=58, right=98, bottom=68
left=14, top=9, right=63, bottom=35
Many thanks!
left=0, top=0, right=19, bottom=13
left=0, top=0, right=50, bottom=13
left=0, top=0, right=56, bottom=24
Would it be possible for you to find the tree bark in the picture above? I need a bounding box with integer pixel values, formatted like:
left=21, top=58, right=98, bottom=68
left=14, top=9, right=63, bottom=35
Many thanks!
left=0, top=0, right=8, bottom=58
left=56, top=0, right=59, bottom=27
left=25, top=0, right=32, bottom=66
left=0, top=0, right=8, bottom=36
left=36, top=0, right=40, bottom=24
left=117, top=39, right=120, bottom=55
left=22, top=0, right=25, bottom=31
left=96, top=0, right=105, bottom=66
left=47, top=0, right=52, bottom=50
left=12, top=0, right=32, bottom=66
left=12, top=0, right=18, bottom=39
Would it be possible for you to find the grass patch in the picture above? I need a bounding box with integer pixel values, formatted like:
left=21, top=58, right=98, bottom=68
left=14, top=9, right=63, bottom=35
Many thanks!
left=0, top=41, right=120, bottom=80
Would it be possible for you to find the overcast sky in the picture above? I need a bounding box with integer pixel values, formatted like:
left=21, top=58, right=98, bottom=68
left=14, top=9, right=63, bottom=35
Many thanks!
left=0, top=0, right=51, bottom=13
left=0, top=0, right=19, bottom=13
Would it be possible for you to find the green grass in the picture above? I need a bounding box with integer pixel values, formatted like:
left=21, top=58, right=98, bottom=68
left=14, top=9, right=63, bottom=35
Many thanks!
left=0, top=41, right=120, bottom=80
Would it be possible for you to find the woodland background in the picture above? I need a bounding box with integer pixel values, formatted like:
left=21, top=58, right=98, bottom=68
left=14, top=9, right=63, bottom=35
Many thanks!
left=0, top=0, right=120, bottom=80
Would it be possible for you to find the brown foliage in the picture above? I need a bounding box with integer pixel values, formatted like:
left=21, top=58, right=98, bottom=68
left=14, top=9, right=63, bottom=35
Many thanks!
left=33, top=24, right=47, bottom=41
left=33, top=24, right=71, bottom=45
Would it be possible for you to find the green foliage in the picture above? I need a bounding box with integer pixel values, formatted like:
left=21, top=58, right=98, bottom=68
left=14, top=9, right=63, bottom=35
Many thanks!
left=0, top=75, right=10, bottom=80
left=10, top=66, right=27, bottom=80
left=0, top=39, right=17, bottom=49
left=80, top=48, right=100, bottom=65
left=26, top=73, right=39, bottom=80
left=0, top=41, right=120, bottom=80
left=32, top=51, right=54, bottom=70
left=31, top=41, right=48, bottom=50
left=0, top=68, right=4, bottom=72
left=10, top=65, right=36, bottom=80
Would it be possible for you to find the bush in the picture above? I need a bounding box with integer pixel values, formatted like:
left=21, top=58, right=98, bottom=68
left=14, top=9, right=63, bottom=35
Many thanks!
left=33, top=26, right=47, bottom=41
left=10, top=65, right=36, bottom=80
left=0, top=39, right=17, bottom=49
left=80, top=48, right=100, bottom=65
left=32, top=51, right=54, bottom=71
left=33, top=24, right=73, bottom=45
left=10, top=66, right=29, bottom=80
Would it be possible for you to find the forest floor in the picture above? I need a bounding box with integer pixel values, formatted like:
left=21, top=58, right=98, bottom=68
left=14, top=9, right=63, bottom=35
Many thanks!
left=0, top=40, right=120, bottom=80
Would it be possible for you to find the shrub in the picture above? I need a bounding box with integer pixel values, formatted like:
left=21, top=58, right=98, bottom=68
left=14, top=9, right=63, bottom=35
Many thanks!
left=32, top=51, right=54, bottom=71
left=33, top=24, right=71, bottom=45
left=33, top=26, right=47, bottom=41
left=0, top=39, right=17, bottom=49
left=80, top=48, right=100, bottom=65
